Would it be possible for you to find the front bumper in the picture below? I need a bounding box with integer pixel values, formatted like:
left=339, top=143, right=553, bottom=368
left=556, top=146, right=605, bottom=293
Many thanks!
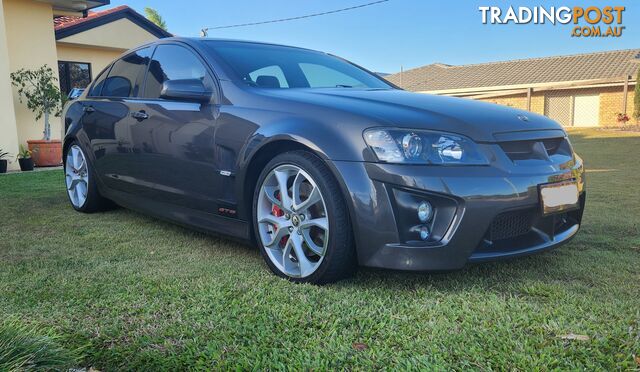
left=331, top=150, right=586, bottom=271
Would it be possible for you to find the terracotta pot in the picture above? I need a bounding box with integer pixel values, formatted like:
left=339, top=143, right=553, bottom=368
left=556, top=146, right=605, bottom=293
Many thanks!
left=18, top=158, right=34, bottom=171
left=27, top=140, right=62, bottom=167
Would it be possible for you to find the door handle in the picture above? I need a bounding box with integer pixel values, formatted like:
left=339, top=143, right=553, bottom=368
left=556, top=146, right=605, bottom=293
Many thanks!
left=131, top=111, right=149, bottom=120
left=83, top=106, right=95, bottom=113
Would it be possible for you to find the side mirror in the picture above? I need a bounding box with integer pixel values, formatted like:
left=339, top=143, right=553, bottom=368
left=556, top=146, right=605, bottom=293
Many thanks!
left=160, top=79, right=212, bottom=103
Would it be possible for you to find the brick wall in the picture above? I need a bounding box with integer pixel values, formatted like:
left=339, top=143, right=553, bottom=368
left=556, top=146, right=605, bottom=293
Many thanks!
left=530, top=92, right=545, bottom=115
left=474, top=84, right=636, bottom=126
left=479, top=93, right=528, bottom=110
left=598, top=85, right=635, bottom=126
left=626, top=84, right=637, bottom=125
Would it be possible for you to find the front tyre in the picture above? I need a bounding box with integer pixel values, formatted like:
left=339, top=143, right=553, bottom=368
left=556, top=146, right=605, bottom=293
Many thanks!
left=253, top=151, right=356, bottom=284
left=64, top=142, right=111, bottom=213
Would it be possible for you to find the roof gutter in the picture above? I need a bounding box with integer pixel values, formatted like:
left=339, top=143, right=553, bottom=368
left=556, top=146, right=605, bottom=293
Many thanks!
left=38, top=0, right=110, bottom=12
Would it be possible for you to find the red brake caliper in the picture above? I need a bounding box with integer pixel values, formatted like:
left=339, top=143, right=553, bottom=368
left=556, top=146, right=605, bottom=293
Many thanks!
left=271, top=191, right=288, bottom=247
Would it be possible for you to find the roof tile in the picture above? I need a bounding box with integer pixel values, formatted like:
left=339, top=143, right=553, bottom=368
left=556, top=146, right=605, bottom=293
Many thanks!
left=386, top=49, right=640, bottom=92
left=54, top=5, right=130, bottom=30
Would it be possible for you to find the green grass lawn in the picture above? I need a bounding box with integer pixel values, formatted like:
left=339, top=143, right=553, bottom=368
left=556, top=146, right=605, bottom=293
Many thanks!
left=1, top=128, right=639, bottom=370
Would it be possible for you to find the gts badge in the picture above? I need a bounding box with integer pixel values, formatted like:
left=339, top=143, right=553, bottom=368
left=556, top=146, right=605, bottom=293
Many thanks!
left=218, top=206, right=237, bottom=218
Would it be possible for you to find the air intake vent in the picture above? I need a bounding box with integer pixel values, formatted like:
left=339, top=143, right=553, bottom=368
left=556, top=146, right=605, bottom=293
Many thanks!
left=499, top=137, right=567, bottom=161
left=487, top=209, right=535, bottom=241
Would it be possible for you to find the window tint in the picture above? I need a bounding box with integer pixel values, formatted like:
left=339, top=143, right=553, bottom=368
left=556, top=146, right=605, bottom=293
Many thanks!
left=248, top=65, right=288, bottom=88
left=88, top=67, right=110, bottom=97
left=101, top=47, right=152, bottom=97
left=143, top=44, right=209, bottom=99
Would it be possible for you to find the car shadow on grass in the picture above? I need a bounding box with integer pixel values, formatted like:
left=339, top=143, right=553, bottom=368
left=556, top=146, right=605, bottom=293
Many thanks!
left=103, top=202, right=581, bottom=294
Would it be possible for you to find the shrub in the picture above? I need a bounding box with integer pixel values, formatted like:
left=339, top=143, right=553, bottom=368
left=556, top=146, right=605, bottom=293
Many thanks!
left=0, top=319, right=82, bottom=371
left=9, top=65, right=65, bottom=141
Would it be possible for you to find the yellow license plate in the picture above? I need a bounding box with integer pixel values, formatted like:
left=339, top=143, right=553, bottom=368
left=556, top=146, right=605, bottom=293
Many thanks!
left=539, top=181, right=579, bottom=215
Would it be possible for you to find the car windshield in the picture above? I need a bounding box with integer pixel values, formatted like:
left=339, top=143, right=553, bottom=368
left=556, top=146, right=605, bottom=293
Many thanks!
left=204, top=41, right=392, bottom=90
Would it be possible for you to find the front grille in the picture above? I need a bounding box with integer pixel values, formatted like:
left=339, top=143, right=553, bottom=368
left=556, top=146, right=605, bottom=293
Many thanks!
left=542, top=137, right=564, bottom=155
left=487, top=209, right=535, bottom=241
left=499, top=137, right=566, bottom=161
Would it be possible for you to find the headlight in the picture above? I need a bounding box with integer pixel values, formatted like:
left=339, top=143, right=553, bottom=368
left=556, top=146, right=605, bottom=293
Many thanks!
left=363, top=128, right=489, bottom=165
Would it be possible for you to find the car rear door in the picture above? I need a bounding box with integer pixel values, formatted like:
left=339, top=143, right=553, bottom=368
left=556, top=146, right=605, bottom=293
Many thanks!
left=130, top=43, right=220, bottom=213
left=81, top=47, right=154, bottom=194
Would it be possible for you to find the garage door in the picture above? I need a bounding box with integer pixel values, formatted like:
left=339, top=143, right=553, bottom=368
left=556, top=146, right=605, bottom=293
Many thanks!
left=545, top=94, right=572, bottom=126
left=572, top=94, right=600, bottom=127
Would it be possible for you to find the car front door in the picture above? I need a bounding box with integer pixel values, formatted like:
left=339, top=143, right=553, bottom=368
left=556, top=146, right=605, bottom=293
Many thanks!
left=130, top=43, right=220, bottom=213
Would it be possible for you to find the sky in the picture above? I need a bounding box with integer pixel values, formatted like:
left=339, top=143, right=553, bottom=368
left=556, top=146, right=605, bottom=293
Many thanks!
left=107, top=0, right=639, bottom=74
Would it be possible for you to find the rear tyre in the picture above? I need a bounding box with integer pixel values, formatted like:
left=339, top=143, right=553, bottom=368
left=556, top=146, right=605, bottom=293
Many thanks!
left=253, top=151, right=356, bottom=284
left=64, top=142, right=112, bottom=213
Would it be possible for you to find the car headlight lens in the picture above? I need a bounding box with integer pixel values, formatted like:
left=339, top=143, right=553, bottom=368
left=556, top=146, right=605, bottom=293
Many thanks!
left=364, top=128, right=489, bottom=165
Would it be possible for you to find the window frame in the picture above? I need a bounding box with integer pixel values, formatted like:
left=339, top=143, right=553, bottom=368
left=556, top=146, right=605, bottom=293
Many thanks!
left=58, top=60, right=92, bottom=96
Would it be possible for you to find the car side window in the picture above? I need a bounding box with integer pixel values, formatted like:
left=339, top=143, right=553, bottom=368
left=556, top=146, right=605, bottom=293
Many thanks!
left=100, top=47, right=152, bottom=98
left=88, top=67, right=110, bottom=97
left=143, top=44, right=210, bottom=99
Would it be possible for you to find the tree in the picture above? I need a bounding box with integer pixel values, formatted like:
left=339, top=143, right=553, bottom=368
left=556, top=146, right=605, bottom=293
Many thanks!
left=144, top=7, right=167, bottom=31
left=10, top=65, right=65, bottom=141
left=634, top=68, right=640, bottom=122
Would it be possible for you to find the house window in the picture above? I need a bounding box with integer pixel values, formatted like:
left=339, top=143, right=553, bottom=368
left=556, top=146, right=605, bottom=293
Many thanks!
left=58, top=61, right=92, bottom=95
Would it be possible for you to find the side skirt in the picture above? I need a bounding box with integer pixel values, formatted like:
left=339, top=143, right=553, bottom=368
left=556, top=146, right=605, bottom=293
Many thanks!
left=103, top=188, right=252, bottom=242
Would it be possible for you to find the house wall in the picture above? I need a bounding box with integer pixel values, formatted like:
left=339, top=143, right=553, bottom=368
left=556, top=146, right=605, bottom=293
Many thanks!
left=0, top=0, right=19, bottom=169
left=3, top=0, right=61, bottom=145
left=599, top=85, right=636, bottom=125
left=476, top=85, right=636, bottom=126
left=56, top=43, right=125, bottom=78
left=477, top=92, right=545, bottom=115
left=56, top=18, right=158, bottom=50
left=481, top=94, right=527, bottom=110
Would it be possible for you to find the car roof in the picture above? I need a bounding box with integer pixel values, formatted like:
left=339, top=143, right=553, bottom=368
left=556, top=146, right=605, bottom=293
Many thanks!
left=148, top=37, right=322, bottom=54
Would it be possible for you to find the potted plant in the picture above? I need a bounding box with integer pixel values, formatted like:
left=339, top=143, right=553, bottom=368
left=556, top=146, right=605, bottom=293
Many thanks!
left=0, top=149, right=9, bottom=174
left=10, top=65, right=65, bottom=167
left=16, top=145, right=34, bottom=172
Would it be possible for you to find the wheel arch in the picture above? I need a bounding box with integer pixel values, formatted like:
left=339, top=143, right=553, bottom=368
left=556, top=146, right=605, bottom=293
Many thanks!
left=240, top=139, right=358, bottom=250
left=62, top=137, right=74, bottom=160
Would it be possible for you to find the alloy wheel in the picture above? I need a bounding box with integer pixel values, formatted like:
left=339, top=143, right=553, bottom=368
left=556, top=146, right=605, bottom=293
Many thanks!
left=257, top=164, right=329, bottom=278
left=65, top=145, right=89, bottom=209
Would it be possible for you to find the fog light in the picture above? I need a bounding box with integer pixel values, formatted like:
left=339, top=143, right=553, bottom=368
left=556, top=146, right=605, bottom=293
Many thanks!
left=417, top=201, right=433, bottom=223
left=419, top=225, right=431, bottom=240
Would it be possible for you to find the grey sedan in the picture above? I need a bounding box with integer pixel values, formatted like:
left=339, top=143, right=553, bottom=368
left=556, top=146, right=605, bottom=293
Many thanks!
left=62, top=38, right=586, bottom=284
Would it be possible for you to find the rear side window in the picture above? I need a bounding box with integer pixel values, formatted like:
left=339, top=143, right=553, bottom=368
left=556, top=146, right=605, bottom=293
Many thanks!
left=100, top=47, right=152, bottom=98
left=88, top=67, right=110, bottom=97
left=143, top=44, right=209, bottom=99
